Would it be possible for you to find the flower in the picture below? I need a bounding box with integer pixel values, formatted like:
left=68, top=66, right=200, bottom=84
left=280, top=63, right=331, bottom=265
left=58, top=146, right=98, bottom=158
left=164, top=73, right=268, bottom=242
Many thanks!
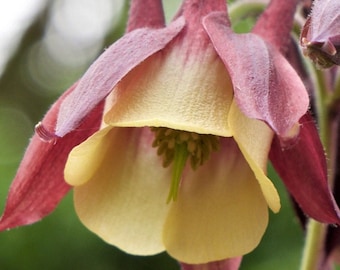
left=62, top=0, right=282, bottom=263
left=300, top=0, right=340, bottom=68
left=1, top=0, right=340, bottom=267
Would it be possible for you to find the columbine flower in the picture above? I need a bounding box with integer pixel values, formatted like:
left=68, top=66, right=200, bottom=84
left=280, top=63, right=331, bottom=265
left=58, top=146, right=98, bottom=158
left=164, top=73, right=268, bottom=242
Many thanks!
left=1, top=0, right=340, bottom=267
left=300, top=0, right=340, bottom=68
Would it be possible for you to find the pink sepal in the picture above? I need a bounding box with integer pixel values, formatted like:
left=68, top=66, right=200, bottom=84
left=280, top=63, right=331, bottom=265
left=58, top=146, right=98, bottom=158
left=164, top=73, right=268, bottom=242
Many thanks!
left=127, top=0, right=165, bottom=31
left=55, top=17, right=185, bottom=138
left=0, top=83, right=103, bottom=230
left=180, top=257, right=242, bottom=270
left=269, top=113, right=340, bottom=224
left=203, top=12, right=308, bottom=138
left=252, top=0, right=298, bottom=53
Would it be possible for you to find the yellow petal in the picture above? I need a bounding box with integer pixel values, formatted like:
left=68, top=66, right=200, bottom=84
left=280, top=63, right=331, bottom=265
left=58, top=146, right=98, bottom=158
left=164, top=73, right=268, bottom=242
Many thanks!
left=228, top=101, right=280, bottom=213
left=163, top=138, right=268, bottom=264
left=67, top=127, right=171, bottom=255
left=65, top=127, right=112, bottom=186
left=104, top=44, right=233, bottom=137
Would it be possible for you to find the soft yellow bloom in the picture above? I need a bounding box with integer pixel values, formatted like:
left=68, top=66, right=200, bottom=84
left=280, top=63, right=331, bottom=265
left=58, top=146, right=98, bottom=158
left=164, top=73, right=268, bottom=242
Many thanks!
left=64, top=24, right=280, bottom=263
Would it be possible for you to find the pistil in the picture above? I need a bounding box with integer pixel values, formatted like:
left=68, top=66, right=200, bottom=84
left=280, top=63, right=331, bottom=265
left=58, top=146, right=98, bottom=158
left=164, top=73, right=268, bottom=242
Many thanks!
left=151, top=127, right=220, bottom=202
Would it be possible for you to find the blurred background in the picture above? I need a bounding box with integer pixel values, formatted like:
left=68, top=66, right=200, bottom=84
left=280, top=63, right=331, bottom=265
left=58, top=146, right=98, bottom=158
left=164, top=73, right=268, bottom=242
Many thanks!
left=0, top=0, right=304, bottom=269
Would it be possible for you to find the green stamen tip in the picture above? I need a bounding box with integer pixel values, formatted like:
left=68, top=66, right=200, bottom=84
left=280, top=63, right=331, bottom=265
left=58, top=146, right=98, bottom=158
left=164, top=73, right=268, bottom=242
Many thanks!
left=166, top=144, right=188, bottom=203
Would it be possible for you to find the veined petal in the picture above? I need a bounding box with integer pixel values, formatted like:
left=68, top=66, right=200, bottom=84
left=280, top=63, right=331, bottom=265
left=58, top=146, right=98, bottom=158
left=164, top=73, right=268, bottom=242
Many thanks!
left=163, top=138, right=268, bottom=264
left=67, top=127, right=171, bottom=255
left=56, top=17, right=185, bottom=137
left=228, top=101, right=280, bottom=213
left=0, top=83, right=103, bottom=231
left=104, top=42, right=233, bottom=137
left=270, top=113, right=340, bottom=224
left=203, top=12, right=309, bottom=139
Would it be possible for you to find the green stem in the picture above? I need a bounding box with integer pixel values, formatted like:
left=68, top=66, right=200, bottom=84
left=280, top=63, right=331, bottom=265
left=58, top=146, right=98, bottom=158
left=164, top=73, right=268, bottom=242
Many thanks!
left=228, top=1, right=266, bottom=24
left=333, top=70, right=340, bottom=100
left=300, top=68, right=335, bottom=270
left=300, top=221, right=327, bottom=270
left=314, top=69, right=330, bottom=150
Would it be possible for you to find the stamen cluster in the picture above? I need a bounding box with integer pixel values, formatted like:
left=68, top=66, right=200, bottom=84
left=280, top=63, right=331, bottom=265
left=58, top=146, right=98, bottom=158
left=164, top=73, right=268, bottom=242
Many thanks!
left=151, top=127, right=220, bottom=170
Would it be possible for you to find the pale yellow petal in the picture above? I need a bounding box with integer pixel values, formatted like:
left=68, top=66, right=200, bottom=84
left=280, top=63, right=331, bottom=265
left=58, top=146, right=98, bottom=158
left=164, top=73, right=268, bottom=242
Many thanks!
left=228, top=101, right=280, bottom=213
left=69, top=127, right=171, bottom=255
left=65, top=127, right=112, bottom=186
left=104, top=44, right=233, bottom=137
left=163, top=138, right=268, bottom=264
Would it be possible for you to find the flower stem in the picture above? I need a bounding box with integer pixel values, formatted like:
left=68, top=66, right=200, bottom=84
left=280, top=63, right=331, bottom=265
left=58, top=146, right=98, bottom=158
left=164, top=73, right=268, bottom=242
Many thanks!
left=228, top=0, right=266, bottom=24
left=300, top=69, right=335, bottom=270
left=300, top=221, right=327, bottom=270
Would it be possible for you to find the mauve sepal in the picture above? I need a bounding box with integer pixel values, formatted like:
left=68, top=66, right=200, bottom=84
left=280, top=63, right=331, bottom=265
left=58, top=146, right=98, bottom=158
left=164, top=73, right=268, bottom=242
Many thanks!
left=127, top=0, right=165, bottom=32
left=269, top=113, right=340, bottom=224
left=203, top=12, right=309, bottom=139
left=0, top=84, right=103, bottom=230
left=55, top=17, right=185, bottom=138
left=180, top=257, right=242, bottom=270
left=252, top=0, right=298, bottom=53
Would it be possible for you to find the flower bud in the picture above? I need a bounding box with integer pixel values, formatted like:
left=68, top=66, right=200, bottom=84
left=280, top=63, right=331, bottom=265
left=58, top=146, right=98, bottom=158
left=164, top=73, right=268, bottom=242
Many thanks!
left=300, top=0, right=340, bottom=69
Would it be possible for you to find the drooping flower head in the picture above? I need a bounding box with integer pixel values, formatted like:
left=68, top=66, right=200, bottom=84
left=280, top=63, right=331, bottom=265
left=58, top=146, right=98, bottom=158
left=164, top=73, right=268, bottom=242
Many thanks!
left=1, top=0, right=340, bottom=267
left=61, top=0, right=282, bottom=263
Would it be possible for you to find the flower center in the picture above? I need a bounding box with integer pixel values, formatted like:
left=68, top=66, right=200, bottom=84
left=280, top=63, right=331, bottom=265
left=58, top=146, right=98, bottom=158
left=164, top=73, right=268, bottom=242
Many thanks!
left=151, top=127, right=220, bottom=202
